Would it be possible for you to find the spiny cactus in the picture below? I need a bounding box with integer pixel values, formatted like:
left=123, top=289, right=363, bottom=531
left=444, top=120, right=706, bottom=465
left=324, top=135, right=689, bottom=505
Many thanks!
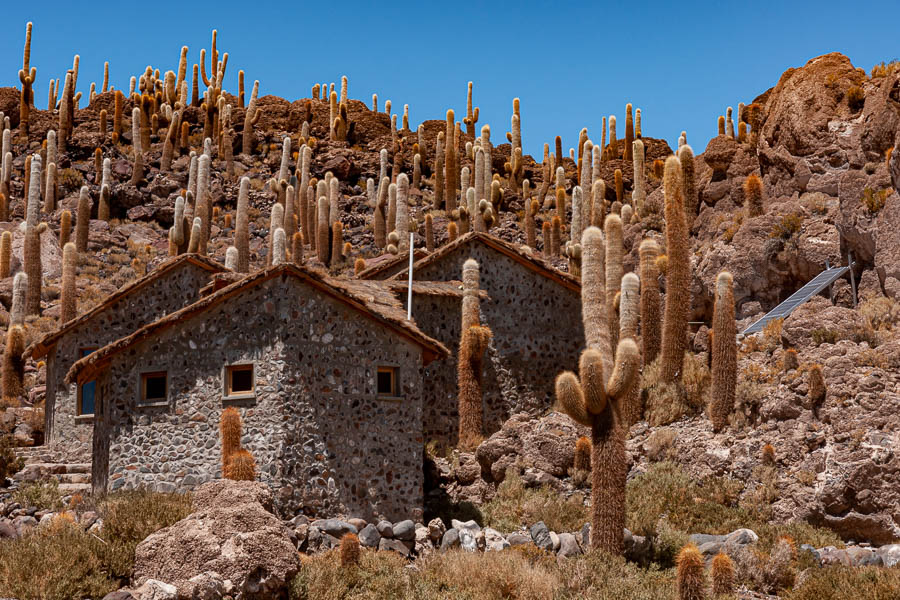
left=636, top=108, right=642, bottom=138
left=464, top=82, right=479, bottom=135
left=224, top=449, right=256, bottom=481
left=234, top=177, right=250, bottom=272
left=317, top=195, right=329, bottom=265
left=2, top=325, right=26, bottom=403
left=425, top=213, right=434, bottom=253
left=241, top=80, right=261, bottom=155
left=526, top=198, right=538, bottom=250
left=331, top=222, right=343, bottom=268
left=710, top=552, right=735, bottom=596
left=639, top=239, right=661, bottom=364
left=272, top=227, right=287, bottom=266
left=196, top=154, right=211, bottom=255
left=220, top=406, right=242, bottom=468
left=660, top=156, right=690, bottom=384
left=340, top=532, right=361, bottom=567
left=762, top=443, right=776, bottom=466
left=555, top=226, right=640, bottom=554
left=444, top=110, right=458, bottom=213
left=186, top=217, right=202, bottom=253
left=18, top=23, right=36, bottom=142
left=782, top=348, right=798, bottom=371
left=60, top=242, right=77, bottom=324
left=396, top=174, right=410, bottom=252
left=709, top=272, right=736, bottom=433
left=0, top=232, right=10, bottom=279
left=718, top=115, right=725, bottom=136
left=267, top=203, right=285, bottom=268
left=605, top=214, right=623, bottom=349
left=224, top=246, right=238, bottom=270
left=550, top=216, right=561, bottom=257
left=726, top=106, right=735, bottom=139
left=25, top=159, right=45, bottom=317
left=292, top=232, right=303, bottom=266
left=624, top=104, right=634, bottom=162
left=573, top=436, right=591, bottom=473
left=678, top=145, right=697, bottom=229
left=458, top=323, right=493, bottom=450
left=10, top=273, right=27, bottom=327
left=676, top=543, right=707, bottom=600
left=744, top=173, right=765, bottom=217
left=808, top=364, right=825, bottom=408
left=608, top=115, right=618, bottom=160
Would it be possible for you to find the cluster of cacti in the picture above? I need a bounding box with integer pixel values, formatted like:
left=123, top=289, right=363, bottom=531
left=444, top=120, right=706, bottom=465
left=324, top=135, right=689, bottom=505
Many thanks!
left=555, top=227, right=639, bottom=554
left=709, top=271, right=736, bottom=432
left=458, top=259, right=492, bottom=450
left=220, top=406, right=256, bottom=481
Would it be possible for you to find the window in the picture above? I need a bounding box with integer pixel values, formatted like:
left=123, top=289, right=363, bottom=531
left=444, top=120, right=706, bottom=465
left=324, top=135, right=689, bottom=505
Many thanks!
left=77, top=348, right=98, bottom=416
left=377, top=367, right=398, bottom=397
left=225, top=364, right=255, bottom=397
left=140, top=371, right=168, bottom=405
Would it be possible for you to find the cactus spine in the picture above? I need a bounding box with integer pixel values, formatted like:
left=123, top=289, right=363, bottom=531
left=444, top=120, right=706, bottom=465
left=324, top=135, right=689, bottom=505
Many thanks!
left=234, top=177, right=250, bottom=272
left=554, top=226, right=640, bottom=554
left=60, top=242, right=77, bottom=323
left=679, top=145, right=697, bottom=228
left=639, top=239, right=662, bottom=364
left=711, top=552, right=735, bottom=596
left=709, top=272, right=736, bottom=432
left=744, top=173, right=764, bottom=217
left=0, top=232, right=10, bottom=279
left=458, top=259, right=491, bottom=450
left=676, top=544, right=707, bottom=600
left=396, top=174, right=410, bottom=252
left=2, top=324, right=25, bottom=403
left=660, top=156, right=691, bottom=384
left=605, top=214, right=623, bottom=349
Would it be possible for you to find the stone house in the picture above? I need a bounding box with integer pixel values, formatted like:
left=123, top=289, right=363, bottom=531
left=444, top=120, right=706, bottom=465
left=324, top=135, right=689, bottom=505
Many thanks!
left=67, top=263, right=448, bottom=521
left=391, top=232, right=585, bottom=445
left=28, top=254, right=226, bottom=462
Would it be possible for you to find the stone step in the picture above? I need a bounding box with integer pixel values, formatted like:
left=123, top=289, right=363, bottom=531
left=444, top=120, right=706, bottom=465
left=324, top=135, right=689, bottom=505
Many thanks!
left=53, top=473, right=91, bottom=485
left=12, top=462, right=93, bottom=482
left=58, top=482, right=91, bottom=494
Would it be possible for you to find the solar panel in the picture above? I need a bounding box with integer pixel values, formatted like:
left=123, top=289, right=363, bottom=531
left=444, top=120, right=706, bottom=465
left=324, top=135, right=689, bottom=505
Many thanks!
left=741, top=266, right=850, bottom=335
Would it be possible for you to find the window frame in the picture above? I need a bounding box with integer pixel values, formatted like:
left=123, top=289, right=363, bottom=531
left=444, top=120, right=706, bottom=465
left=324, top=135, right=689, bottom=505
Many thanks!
left=376, top=365, right=400, bottom=399
left=139, top=370, right=169, bottom=406
left=76, top=347, right=99, bottom=418
left=223, top=363, right=256, bottom=400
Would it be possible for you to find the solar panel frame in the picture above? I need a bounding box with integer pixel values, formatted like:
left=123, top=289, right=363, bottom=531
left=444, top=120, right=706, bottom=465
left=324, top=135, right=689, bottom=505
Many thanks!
left=741, top=266, right=849, bottom=335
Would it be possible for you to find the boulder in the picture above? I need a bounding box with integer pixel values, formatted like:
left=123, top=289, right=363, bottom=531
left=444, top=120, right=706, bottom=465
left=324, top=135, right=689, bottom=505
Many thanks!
left=530, top=521, right=553, bottom=551
left=131, top=579, right=177, bottom=600
left=310, top=518, right=357, bottom=538
left=392, top=519, right=415, bottom=541
left=440, top=528, right=460, bottom=551
left=358, top=523, right=381, bottom=548
left=132, top=480, right=300, bottom=599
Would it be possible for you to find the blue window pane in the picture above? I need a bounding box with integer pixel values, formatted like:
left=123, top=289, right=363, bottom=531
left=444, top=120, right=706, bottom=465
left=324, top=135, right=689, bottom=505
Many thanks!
left=79, top=348, right=97, bottom=415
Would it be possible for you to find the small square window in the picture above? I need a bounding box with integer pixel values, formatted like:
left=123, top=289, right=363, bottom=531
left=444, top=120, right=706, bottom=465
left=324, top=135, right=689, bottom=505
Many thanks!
left=377, top=367, right=398, bottom=397
left=225, top=364, right=255, bottom=397
left=140, top=371, right=168, bottom=404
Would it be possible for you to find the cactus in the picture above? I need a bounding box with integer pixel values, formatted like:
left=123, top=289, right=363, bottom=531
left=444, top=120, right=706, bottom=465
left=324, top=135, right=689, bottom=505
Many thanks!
left=808, top=364, right=825, bottom=407
left=620, top=272, right=642, bottom=425
left=458, top=323, right=492, bottom=450
left=624, top=104, right=634, bottom=162
left=709, top=272, right=736, bottom=432
left=374, top=176, right=388, bottom=249
left=223, top=246, right=238, bottom=270
left=130, top=107, right=144, bottom=185
left=550, top=216, right=561, bottom=257
left=678, top=145, right=697, bottom=229
left=234, top=177, right=250, bottom=272
left=571, top=186, right=583, bottom=244
left=782, top=348, right=798, bottom=371
left=317, top=195, right=329, bottom=265
left=58, top=241, right=78, bottom=323
left=187, top=218, right=202, bottom=253
left=762, top=443, right=776, bottom=466
left=196, top=155, right=211, bottom=255
left=464, top=82, right=479, bottom=135
left=266, top=203, right=285, bottom=268
left=396, top=174, right=410, bottom=252
left=660, top=156, right=690, bottom=384
left=425, top=213, right=434, bottom=253
left=744, top=173, right=764, bottom=217
left=0, top=232, right=10, bottom=279
left=541, top=221, right=551, bottom=257
left=242, top=80, right=261, bottom=155
left=224, top=449, right=256, bottom=481
left=220, top=406, right=242, bottom=467
left=272, top=227, right=286, bottom=265
left=554, top=226, right=640, bottom=554
left=636, top=108, right=642, bottom=138
left=605, top=214, right=623, bottom=349
left=590, top=180, right=606, bottom=227
left=608, top=115, right=618, bottom=160
left=2, top=325, right=26, bottom=403
left=18, top=23, right=36, bottom=142
left=526, top=198, right=538, bottom=250
left=710, top=552, right=735, bottom=596
left=639, top=239, right=661, bottom=364
left=573, top=436, right=591, bottom=472
left=434, top=132, right=445, bottom=210
left=726, top=106, right=735, bottom=139
left=340, top=532, right=361, bottom=567
left=331, top=222, right=343, bottom=268
left=444, top=110, right=458, bottom=213
left=386, top=182, right=398, bottom=236
left=10, top=273, right=27, bottom=327
left=676, top=543, right=707, bottom=600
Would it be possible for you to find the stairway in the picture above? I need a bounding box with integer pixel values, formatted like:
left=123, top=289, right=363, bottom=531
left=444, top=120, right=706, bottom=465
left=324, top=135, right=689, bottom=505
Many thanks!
left=12, top=447, right=92, bottom=494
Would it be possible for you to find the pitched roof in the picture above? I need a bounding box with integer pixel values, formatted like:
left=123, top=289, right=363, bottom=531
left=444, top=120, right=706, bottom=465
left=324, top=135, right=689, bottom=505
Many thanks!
left=66, top=262, right=450, bottom=385
left=28, top=253, right=227, bottom=359
left=381, top=280, right=491, bottom=300
left=355, top=248, right=429, bottom=280
left=389, top=232, right=581, bottom=293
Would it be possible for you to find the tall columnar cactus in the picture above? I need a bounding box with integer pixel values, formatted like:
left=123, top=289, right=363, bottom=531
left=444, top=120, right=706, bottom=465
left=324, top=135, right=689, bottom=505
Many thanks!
left=196, top=154, right=211, bottom=255
left=808, top=364, right=825, bottom=409
left=555, top=226, right=640, bottom=554
left=726, top=106, right=735, bottom=139
left=242, top=80, right=261, bottom=155
left=639, top=239, right=661, bottom=364
left=292, top=232, right=303, bottom=266
left=25, top=158, right=45, bottom=317
left=60, top=242, right=77, bottom=323
left=267, top=203, right=285, bottom=267
left=660, top=156, right=690, bottom=384
left=608, top=116, right=618, bottom=160
left=434, top=132, right=445, bottom=210
left=458, top=260, right=491, bottom=449
left=709, top=272, right=736, bottom=432
left=386, top=182, right=398, bottom=236
left=18, top=23, right=36, bottom=142
left=550, top=216, right=561, bottom=257
left=272, top=228, right=287, bottom=266
left=711, top=552, right=735, bottom=595
left=2, top=324, right=26, bottom=403
left=605, top=214, right=623, bottom=349
left=624, top=104, right=634, bottom=162
left=317, top=195, right=329, bottom=265
left=396, top=174, right=410, bottom=252
left=0, top=231, right=11, bottom=279
left=330, top=222, right=343, bottom=267
left=526, top=198, right=538, bottom=250
left=234, top=177, right=250, bottom=272
left=220, top=405, right=242, bottom=470
left=678, top=145, right=697, bottom=229
left=619, top=272, right=642, bottom=426
left=187, top=218, right=202, bottom=253
left=464, top=81, right=479, bottom=135
left=744, top=173, right=764, bottom=217
left=676, top=544, right=707, bottom=600
left=10, top=273, right=27, bottom=327
left=632, top=140, right=646, bottom=216
left=131, top=108, right=144, bottom=185
left=374, top=176, right=388, bottom=249
left=445, top=110, right=458, bottom=213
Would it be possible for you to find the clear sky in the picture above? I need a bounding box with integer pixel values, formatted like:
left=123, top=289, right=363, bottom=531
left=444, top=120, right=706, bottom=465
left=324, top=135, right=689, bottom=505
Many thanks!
left=1, top=1, right=896, bottom=159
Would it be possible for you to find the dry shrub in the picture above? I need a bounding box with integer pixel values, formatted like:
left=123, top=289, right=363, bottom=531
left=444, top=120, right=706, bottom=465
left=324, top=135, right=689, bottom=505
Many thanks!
left=769, top=213, right=803, bottom=240
left=480, top=470, right=587, bottom=533
left=644, top=427, right=678, bottom=462
left=13, top=481, right=64, bottom=511
left=0, top=519, right=117, bottom=600
left=733, top=536, right=797, bottom=594
left=861, top=187, right=888, bottom=213
left=0, top=434, right=23, bottom=480
left=422, top=549, right=559, bottom=600
left=558, top=550, right=677, bottom=599
left=291, top=548, right=411, bottom=599
left=783, top=565, right=900, bottom=600
left=847, top=85, right=865, bottom=111
left=642, top=353, right=708, bottom=427
left=860, top=297, right=900, bottom=331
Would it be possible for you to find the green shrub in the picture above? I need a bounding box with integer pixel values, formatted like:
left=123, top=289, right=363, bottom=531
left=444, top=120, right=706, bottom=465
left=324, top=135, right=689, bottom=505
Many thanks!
left=13, top=481, right=64, bottom=511
left=0, top=519, right=117, bottom=600
left=480, top=470, right=587, bottom=533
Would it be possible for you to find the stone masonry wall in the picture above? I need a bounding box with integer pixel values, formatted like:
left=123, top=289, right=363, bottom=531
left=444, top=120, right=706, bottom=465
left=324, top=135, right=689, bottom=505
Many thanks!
left=93, top=275, right=426, bottom=521
left=412, top=243, right=584, bottom=446
left=46, top=262, right=217, bottom=463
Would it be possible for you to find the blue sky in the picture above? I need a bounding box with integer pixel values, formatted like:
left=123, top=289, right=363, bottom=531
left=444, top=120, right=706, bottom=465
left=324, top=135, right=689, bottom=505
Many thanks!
left=1, top=1, right=896, bottom=159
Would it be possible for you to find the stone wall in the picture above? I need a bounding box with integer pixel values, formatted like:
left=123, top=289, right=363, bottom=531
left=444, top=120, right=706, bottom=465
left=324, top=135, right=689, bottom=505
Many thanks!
left=46, top=261, right=218, bottom=462
left=93, top=275, right=426, bottom=521
left=411, top=243, right=584, bottom=446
